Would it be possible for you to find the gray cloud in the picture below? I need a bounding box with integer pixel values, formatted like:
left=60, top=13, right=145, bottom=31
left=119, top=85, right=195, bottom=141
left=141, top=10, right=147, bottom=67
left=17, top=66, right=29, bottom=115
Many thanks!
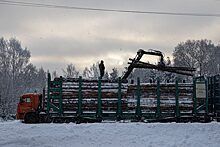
left=0, top=0, right=220, bottom=75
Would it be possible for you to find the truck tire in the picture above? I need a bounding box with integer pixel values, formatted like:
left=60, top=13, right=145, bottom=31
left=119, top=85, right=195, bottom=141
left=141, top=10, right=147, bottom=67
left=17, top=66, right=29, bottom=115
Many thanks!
left=24, top=112, right=39, bottom=123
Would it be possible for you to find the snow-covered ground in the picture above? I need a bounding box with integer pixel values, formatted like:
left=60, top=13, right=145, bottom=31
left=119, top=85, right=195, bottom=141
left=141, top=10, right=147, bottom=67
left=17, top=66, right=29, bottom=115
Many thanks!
left=0, top=121, right=220, bottom=147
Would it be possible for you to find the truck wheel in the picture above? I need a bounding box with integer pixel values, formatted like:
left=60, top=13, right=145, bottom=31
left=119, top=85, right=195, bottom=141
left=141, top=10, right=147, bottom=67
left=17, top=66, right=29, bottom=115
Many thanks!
left=24, top=112, right=39, bottom=123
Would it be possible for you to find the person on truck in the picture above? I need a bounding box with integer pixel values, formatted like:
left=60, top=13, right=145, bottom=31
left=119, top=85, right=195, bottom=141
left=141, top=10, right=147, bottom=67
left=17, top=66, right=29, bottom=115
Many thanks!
left=99, top=60, right=105, bottom=79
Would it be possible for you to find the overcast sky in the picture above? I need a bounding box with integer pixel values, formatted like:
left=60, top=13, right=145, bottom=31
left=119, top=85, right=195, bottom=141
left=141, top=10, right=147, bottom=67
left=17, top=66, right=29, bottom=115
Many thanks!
left=0, top=0, right=220, bottom=75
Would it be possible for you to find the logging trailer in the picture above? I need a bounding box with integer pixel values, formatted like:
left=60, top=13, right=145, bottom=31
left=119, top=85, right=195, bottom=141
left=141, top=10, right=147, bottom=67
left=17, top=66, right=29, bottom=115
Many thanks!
left=16, top=49, right=220, bottom=123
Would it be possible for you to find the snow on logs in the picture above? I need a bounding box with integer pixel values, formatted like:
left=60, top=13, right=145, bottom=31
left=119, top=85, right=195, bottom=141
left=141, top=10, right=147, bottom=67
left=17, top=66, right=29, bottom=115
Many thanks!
left=127, top=83, right=193, bottom=113
left=49, top=78, right=194, bottom=113
left=51, top=79, right=128, bottom=112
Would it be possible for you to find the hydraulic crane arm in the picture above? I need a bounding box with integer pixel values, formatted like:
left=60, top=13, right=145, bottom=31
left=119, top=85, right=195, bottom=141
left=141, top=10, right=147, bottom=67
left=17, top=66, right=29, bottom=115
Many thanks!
left=122, top=49, right=165, bottom=80
left=136, top=49, right=164, bottom=64
left=122, top=49, right=196, bottom=80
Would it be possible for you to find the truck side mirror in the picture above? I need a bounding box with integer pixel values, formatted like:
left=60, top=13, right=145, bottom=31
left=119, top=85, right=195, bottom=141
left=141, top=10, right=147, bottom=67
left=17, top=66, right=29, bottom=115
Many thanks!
left=20, top=97, right=24, bottom=103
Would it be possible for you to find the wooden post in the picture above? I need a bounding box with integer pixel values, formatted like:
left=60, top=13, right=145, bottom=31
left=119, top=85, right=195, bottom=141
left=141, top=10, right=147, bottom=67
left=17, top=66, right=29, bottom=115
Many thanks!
left=136, top=77, right=141, bottom=119
left=193, top=78, right=197, bottom=115
left=156, top=77, right=161, bottom=118
left=175, top=79, right=180, bottom=118
left=47, top=73, right=51, bottom=114
left=205, top=78, right=209, bottom=114
left=77, top=76, right=82, bottom=117
left=117, top=77, right=122, bottom=120
left=97, top=77, right=102, bottom=118
left=59, top=77, right=63, bottom=115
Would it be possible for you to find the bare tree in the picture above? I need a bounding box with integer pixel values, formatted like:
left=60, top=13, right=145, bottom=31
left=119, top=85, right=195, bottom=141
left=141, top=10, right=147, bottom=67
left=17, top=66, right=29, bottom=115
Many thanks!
left=82, top=63, right=99, bottom=79
left=0, top=38, right=31, bottom=115
left=173, top=39, right=219, bottom=76
left=52, top=70, right=58, bottom=80
left=109, top=67, right=119, bottom=80
left=36, top=67, right=46, bottom=91
left=103, top=71, right=110, bottom=80
left=0, top=37, right=46, bottom=118
left=63, top=63, right=79, bottom=78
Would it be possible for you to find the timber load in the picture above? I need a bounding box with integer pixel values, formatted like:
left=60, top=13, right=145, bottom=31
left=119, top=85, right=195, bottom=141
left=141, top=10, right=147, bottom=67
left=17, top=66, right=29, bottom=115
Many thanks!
left=44, top=74, right=204, bottom=122
left=127, top=83, right=193, bottom=113
left=47, top=77, right=128, bottom=112
left=17, top=73, right=219, bottom=124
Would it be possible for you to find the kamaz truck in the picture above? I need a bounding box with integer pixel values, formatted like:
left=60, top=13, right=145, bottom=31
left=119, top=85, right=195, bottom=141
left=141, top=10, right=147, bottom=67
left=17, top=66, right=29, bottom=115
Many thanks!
left=16, top=49, right=220, bottom=123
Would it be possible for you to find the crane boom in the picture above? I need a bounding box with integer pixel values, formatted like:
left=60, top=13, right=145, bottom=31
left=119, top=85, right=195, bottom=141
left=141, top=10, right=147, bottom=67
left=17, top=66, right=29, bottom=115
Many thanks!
left=122, top=49, right=196, bottom=80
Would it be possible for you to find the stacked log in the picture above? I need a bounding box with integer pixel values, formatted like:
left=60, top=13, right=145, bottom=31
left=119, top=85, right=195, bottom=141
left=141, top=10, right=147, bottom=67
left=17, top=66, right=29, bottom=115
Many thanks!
left=126, top=83, right=193, bottom=113
left=47, top=79, right=128, bottom=112
left=47, top=77, right=195, bottom=114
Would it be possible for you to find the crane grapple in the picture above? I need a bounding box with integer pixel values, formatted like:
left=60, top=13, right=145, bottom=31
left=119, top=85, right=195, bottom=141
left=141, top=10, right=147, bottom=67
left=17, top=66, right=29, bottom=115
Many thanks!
left=122, top=49, right=196, bottom=80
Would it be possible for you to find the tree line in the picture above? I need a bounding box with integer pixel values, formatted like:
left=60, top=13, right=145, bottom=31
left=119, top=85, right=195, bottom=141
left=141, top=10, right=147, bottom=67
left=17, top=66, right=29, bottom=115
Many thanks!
left=0, top=37, right=219, bottom=118
left=0, top=37, right=119, bottom=118
left=130, top=39, right=220, bottom=83
left=51, top=63, right=119, bottom=81
left=0, top=38, right=46, bottom=118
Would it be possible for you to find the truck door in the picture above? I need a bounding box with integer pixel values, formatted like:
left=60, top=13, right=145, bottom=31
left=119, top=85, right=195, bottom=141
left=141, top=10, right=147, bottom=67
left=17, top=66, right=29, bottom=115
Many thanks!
left=20, top=96, right=33, bottom=112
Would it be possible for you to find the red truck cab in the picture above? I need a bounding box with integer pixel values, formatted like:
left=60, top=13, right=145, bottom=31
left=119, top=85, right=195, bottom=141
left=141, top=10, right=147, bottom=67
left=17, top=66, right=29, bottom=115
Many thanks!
left=16, top=93, right=42, bottom=120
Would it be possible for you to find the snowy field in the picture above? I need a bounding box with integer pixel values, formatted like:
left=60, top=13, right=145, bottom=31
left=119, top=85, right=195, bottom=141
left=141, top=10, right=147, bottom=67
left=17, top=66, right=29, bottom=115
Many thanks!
left=0, top=121, right=220, bottom=147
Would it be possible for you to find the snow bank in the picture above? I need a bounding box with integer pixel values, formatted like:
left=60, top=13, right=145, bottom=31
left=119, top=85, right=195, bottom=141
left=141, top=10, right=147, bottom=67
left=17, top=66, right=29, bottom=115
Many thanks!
left=0, top=121, right=220, bottom=147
